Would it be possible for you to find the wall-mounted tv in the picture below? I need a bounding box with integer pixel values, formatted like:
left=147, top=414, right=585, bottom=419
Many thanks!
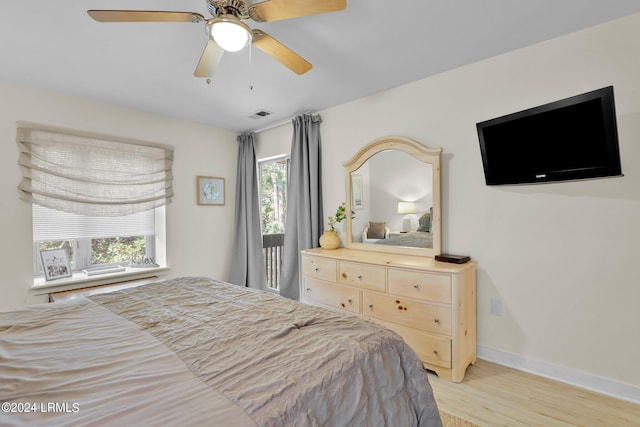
left=476, top=86, right=622, bottom=185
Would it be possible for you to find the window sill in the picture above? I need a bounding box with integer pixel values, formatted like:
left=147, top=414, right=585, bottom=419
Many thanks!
left=30, top=266, right=169, bottom=296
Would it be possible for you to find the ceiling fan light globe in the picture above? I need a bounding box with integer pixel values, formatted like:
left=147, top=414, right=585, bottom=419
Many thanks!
left=210, top=17, right=251, bottom=52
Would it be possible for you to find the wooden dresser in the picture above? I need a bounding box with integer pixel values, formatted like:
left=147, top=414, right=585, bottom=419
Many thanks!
left=300, top=247, right=476, bottom=382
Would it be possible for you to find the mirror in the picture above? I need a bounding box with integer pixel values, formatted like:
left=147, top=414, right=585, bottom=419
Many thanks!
left=343, top=136, right=441, bottom=257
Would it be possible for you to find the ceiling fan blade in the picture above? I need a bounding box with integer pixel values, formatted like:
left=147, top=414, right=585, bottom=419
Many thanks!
left=252, top=30, right=312, bottom=75
left=249, top=0, right=346, bottom=22
left=194, top=41, right=224, bottom=78
left=87, top=10, right=205, bottom=23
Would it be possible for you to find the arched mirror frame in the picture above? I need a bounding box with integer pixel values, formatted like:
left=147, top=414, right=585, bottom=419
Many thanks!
left=343, top=136, right=442, bottom=258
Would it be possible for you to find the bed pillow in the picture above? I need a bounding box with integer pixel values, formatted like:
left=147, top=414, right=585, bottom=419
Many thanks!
left=367, top=222, right=386, bottom=239
left=417, top=212, right=432, bottom=232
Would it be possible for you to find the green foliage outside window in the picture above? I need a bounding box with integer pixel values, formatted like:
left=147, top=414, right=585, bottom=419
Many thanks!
left=91, top=237, right=146, bottom=265
left=260, top=159, right=287, bottom=234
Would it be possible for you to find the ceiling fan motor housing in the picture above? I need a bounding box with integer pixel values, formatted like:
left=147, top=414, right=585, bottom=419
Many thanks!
left=207, top=0, right=250, bottom=19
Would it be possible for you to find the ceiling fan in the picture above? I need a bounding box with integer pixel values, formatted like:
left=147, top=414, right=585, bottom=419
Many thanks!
left=87, top=0, right=346, bottom=79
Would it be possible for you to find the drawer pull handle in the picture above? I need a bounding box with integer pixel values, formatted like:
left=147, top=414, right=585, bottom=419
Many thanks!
left=368, top=304, right=373, bottom=309
left=357, top=275, right=363, bottom=280
left=314, top=267, right=320, bottom=272
left=433, top=350, right=439, bottom=355
left=413, top=284, right=420, bottom=289
left=434, top=318, right=440, bottom=324
left=306, top=288, right=311, bottom=292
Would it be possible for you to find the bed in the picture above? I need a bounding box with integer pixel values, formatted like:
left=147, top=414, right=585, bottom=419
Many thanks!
left=1, top=277, right=442, bottom=426
left=374, top=231, right=433, bottom=248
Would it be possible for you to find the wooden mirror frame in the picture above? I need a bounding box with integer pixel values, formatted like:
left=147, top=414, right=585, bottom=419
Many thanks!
left=343, top=135, right=442, bottom=257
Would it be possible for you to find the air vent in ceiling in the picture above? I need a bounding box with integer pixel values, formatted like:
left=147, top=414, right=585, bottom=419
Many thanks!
left=249, top=110, right=272, bottom=119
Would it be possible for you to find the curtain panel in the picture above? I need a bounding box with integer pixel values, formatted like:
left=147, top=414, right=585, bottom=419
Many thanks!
left=280, top=114, right=323, bottom=300
left=229, top=132, right=268, bottom=290
left=17, top=122, right=173, bottom=217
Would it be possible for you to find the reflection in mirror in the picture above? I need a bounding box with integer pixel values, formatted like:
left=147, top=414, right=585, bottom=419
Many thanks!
left=350, top=150, right=433, bottom=248
left=343, top=136, right=441, bottom=258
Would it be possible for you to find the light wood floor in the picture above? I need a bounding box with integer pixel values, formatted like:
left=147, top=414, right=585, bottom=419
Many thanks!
left=427, top=360, right=640, bottom=427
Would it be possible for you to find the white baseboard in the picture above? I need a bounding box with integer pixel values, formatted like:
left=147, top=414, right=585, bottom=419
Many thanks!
left=477, top=345, right=640, bottom=404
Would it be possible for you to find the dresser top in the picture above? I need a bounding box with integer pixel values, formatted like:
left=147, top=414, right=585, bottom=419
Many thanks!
left=302, top=248, right=475, bottom=273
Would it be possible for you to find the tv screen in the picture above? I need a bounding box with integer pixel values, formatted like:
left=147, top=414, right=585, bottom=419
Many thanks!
left=476, top=86, right=622, bottom=185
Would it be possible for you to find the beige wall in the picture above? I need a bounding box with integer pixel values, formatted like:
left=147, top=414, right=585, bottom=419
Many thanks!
left=0, top=83, right=238, bottom=310
left=255, top=124, right=291, bottom=160
left=259, top=13, right=640, bottom=393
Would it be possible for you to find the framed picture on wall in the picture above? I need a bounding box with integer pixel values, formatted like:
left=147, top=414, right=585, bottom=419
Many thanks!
left=351, top=174, right=364, bottom=210
left=197, top=176, right=225, bottom=206
left=41, top=248, right=72, bottom=281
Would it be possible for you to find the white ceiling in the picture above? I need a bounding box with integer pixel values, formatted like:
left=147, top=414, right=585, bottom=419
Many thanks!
left=2, top=1, right=640, bottom=132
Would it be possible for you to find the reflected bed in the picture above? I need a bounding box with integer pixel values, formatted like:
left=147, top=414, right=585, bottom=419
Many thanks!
left=374, top=231, right=433, bottom=248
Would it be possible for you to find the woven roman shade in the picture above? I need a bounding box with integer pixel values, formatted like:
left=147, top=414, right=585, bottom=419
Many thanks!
left=17, top=122, right=174, bottom=217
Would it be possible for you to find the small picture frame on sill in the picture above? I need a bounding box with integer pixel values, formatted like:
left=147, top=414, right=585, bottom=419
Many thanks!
left=41, top=248, right=72, bottom=281
left=197, top=176, right=225, bottom=206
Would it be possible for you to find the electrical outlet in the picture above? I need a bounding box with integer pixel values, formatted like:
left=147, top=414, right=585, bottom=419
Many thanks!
left=490, top=298, right=503, bottom=317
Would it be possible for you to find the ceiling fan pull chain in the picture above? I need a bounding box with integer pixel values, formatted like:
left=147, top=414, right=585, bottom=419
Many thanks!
left=248, top=43, right=253, bottom=91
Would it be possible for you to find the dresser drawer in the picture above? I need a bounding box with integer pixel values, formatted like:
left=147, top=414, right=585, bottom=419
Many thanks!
left=303, top=277, right=360, bottom=314
left=362, top=292, right=451, bottom=335
left=302, top=255, right=337, bottom=283
left=372, top=318, right=452, bottom=369
left=339, top=261, right=386, bottom=292
left=388, top=269, right=451, bottom=304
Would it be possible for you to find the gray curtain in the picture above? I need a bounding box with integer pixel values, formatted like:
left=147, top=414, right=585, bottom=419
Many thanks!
left=280, top=114, right=324, bottom=300
left=229, top=132, right=268, bottom=290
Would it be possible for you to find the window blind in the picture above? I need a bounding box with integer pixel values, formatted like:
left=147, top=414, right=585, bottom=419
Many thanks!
left=32, top=205, right=155, bottom=241
left=17, top=121, right=174, bottom=217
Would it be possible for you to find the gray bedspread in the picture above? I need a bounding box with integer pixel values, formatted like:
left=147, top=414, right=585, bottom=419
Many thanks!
left=91, top=277, right=441, bottom=426
left=0, top=297, right=255, bottom=427
left=1, top=277, right=442, bottom=426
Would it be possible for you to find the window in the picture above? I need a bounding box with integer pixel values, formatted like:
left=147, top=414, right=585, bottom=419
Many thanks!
left=259, top=156, right=289, bottom=234
left=32, top=205, right=159, bottom=276
left=258, top=156, right=288, bottom=290
left=17, top=122, right=172, bottom=280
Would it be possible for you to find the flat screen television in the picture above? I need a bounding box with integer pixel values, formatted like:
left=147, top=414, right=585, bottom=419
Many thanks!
left=476, top=86, right=622, bottom=185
